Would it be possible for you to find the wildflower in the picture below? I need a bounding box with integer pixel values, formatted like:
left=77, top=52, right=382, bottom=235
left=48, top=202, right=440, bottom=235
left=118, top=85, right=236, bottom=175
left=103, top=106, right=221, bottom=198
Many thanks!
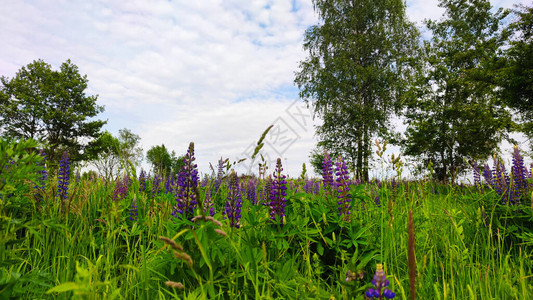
left=139, top=169, right=147, bottom=192
left=34, top=149, right=47, bottom=201
left=269, top=158, right=287, bottom=221
left=165, top=173, right=175, bottom=194
left=152, top=174, right=161, bottom=196
left=365, top=264, right=395, bottom=299
left=172, top=142, right=199, bottom=220
left=335, top=156, right=351, bottom=220
left=57, top=151, right=70, bottom=203
left=113, top=177, right=127, bottom=202
left=345, top=269, right=365, bottom=282
left=130, top=195, right=138, bottom=221
left=322, top=150, right=334, bottom=189
left=247, top=179, right=258, bottom=204
left=203, top=187, right=215, bottom=216
left=224, top=171, right=242, bottom=228
left=511, top=146, right=527, bottom=204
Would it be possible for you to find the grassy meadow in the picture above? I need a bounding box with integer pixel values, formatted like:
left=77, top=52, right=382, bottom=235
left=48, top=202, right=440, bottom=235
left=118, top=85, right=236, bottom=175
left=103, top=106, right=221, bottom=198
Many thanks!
left=1, top=140, right=532, bottom=299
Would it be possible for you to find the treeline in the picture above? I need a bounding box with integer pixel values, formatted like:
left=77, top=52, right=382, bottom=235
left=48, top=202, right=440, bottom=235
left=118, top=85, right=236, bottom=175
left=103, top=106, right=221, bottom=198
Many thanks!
left=296, top=0, right=532, bottom=183
left=0, top=60, right=183, bottom=178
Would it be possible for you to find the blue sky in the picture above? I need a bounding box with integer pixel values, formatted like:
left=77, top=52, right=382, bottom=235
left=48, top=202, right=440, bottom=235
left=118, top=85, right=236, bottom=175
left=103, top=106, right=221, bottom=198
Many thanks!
left=0, top=0, right=528, bottom=178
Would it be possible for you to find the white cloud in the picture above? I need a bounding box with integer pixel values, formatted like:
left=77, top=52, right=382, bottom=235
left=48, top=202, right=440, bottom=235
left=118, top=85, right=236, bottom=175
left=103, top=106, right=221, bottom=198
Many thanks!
left=0, top=0, right=527, bottom=177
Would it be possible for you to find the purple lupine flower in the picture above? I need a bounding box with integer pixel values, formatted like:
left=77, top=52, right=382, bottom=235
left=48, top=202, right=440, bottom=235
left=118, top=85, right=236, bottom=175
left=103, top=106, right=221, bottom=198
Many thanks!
left=204, top=187, right=215, bottom=216
left=152, top=174, right=161, bottom=196
left=34, top=149, right=47, bottom=200
left=247, top=179, right=258, bottom=205
left=113, top=177, right=128, bottom=202
left=511, top=146, right=526, bottom=204
left=335, top=156, right=351, bottom=220
left=322, top=150, right=334, bottom=189
left=224, top=171, right=242, bottom=228
left=365, top=264, right=395, bottom=299
left=200, top=176, right=208, bottom=187
left=269, top=158, right=287, bottom=222
left=165, top=173, right=175, bottom=194
left=57, top=151, right=70, bottom=203
left=173, top=142, right=199, bottom=220
left=139, top=169, right=147, bottom=192
left=304, top=179, right=314, bottom=194
left=313, top=181, right=320, bottom=195
left=130, top=196, right=138, bottom=221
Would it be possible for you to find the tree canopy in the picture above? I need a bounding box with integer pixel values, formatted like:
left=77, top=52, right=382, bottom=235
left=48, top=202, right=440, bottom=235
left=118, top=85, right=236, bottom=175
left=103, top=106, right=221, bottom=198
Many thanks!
left=402, top=0, right=512, bottom=183
left=88, top=128, right=143, bottom=181
left=0, top=59, right=106, bottom=165
left=500, top=5, right=533, bottom=150
left=146, top=144, right=185, bottom=176
left=295, top=0, right=419, bottom=180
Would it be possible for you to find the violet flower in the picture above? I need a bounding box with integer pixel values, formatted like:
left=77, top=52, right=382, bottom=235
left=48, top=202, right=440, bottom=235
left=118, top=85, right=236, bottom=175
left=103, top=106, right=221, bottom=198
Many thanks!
left=269, top=158, right=287, bottom=221
left=511, top=146, right=527, bottom=204
left=57, top=151, right=70, bottom=203
left=113, top=177, right=127, bottom=202
left=130, top=196, right=138, bottom=221
left=139, top=169, right=147, bottom=192
left=173, top=142, right=199, bottom=220
left=335, top=156, right=351, bottom=220
left=247, top=179, right=258, bottom=205
left=322, top=150, right=334, bottom=189
left=34, top=149, right=47, bottom=199
left=152, top=174, right=161, bottom=196
left=365, top=264, right=395, bottom=299
left=224, top=171, right=242, bottom=228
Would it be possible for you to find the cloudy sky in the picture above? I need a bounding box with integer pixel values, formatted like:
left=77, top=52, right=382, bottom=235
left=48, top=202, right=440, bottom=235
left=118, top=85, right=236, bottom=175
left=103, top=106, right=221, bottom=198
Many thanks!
left=0, top=0, right=528, bottom=178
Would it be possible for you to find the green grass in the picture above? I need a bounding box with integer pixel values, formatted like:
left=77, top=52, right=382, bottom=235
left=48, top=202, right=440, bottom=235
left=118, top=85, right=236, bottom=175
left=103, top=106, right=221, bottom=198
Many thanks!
left=1, top=174, right=532, bottom=299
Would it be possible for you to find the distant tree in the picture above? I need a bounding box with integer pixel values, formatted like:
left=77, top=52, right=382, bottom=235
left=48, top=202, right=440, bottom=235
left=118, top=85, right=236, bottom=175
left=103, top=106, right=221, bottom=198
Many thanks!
left=500, top=5, right=533, bottom=149
left=88, top=128, right=143, bottom=180
left=146, top=144, right=185, bottom=176
left=295, top=0, right=419, bottom=180
left=0, top=59, right=106, bottom=165
left=402, top=0, right=512, bottom=183
left=117, top=128, right=143, bottom=168
left=88, top=131, right=121, bottom=181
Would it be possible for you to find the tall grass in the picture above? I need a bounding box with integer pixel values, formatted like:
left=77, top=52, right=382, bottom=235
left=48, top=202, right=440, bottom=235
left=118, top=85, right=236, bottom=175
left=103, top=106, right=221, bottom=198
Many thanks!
left=1, top=141, right=532, bottom=299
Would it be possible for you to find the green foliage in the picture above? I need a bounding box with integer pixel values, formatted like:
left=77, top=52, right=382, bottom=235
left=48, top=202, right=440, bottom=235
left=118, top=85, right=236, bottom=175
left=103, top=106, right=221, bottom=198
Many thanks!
left=0, top=138, right=43, bottom=213
left=295, top=0, right=419, bottom=180
left=88, top=128, right=143, bottom=181
left=146, top=144, right=185, bottom=176
left=0, top=59, right=106, bottom=165
left=500, top=5, right=533, bottom=150
left=402, top=0, right=512, bottom=183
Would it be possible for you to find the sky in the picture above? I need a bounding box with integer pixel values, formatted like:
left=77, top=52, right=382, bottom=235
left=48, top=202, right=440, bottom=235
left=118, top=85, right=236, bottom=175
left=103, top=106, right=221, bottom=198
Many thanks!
left=0, top=0, right=529, bottom=178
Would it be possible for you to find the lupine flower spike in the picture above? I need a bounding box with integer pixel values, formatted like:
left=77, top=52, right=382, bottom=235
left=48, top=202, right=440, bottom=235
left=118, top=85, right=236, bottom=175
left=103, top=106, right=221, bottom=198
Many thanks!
left=269, top=158, right=287, bottom=222
left=322, top=150, right=334, bottom=189
left=365, top=264, right=395, bottom=299
left=57, top=151, right=70, bottom=207
left=335, top=156, right=351, bottom=221
left=173, top=142, right=199, bottom=220
left=224, top=171, right=242, bottom=228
